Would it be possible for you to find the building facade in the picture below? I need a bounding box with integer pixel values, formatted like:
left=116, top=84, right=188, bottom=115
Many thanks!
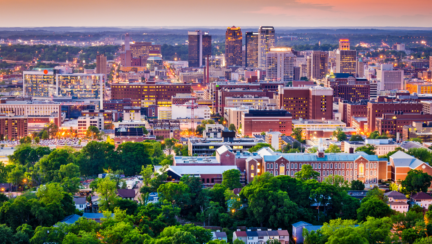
left=245, top=32, right=259, bottom=68
left=225, top=26, right=243, bottom=67
left=266, top=48, right=296, bottom=82
left=188, top=31, right=212, bottom=67
left=258, top=26, right=276, bottom=69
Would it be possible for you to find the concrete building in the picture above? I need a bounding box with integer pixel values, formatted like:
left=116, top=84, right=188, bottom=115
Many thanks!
left=277, top=86, right=333, bottom=120
left=77, top=114, right=104, bottom=137
left=123, top=106, right=141, bottom=121
left=265, top=131, right=283, bottom=150
left=158, top=107, right=172, bottom=120
left=245, top=32, right=259, bottom=68
left=406, top=81, right=432, bottom=95
left=96, top=54, right=107, bottom=74
left=225, top=26, right=243, bottom=67
left=336, top=39, right=357, bottom=75
left=403, top=121, right=432, bottom=142
left=224, top=106, right=249, bottom=132
left=258, top=26, right=276, bottom=69
left=203, top=124, right=226, bottom=138
left=325, top=73, right=370, bottom=102
left=188, top=31, right=212, bottom=68
left=266, top=47, right=296, bottom=82
left=342, top=139, right=398, bottom=156
left=310, top=51, right=329, bottom=80
left=225, top=95, right=275, bottom=110
left=171, top=101, right=210, bottom=120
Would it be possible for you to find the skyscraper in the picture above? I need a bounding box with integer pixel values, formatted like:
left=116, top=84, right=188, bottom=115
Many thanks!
left=258, top=26, right=275, bottom=68
left=225, top=26, right=243, bottom=67
left=245, top=32, right=258, bottom=68
left=310, top=51, right=329, bottom=80
left=188, top=31, right=212, bottom=67
left=266, top=47, right=296, bottom=82
left=336, top=39, right=357, bottom=75
left=96, top=54, right=107, bottom=74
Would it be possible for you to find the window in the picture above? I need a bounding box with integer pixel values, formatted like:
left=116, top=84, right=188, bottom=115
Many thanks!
left=318, top=163, right=321, bottom=169
left=275, top=164, right=278, bottom=169
left=330, top=163, right=333, bottom=169
left=251, top=173, right=254, bottom=178
left=267, top=163, right=270, bottom=169
left=251, top=165, right=254, bottom=170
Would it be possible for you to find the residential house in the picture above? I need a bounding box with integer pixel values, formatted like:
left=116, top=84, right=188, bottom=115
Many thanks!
left=233, top=229, right=289, bottom=244
left=212, top=231, right=227, bottom=242
left=385, top=191, right=408, bottom=213
left=292, top=221, right=312, bottom=243
left=73, top=197, right=87, bottom=211
left=411, top=192, right=432, bottom=209
left=117, top=189, right=136, bottom=200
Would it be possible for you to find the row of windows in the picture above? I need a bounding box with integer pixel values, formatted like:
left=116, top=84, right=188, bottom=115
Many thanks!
left=265, top=162, right=377, bottom=170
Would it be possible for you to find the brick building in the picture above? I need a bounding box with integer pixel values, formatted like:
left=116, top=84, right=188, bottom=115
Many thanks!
left=367, top=101, right=423, bottom=132
left=111, top=82, right=192, bottom=107
left=148, top=119, right=180, bottom=140
left=277, top=86, right=333, bottom=120
left=81, top=110, right=120, bottom=129
left=218, top=88, right=272, bottom=114
left=402, top=121, right=432, bottom=142
left=209, top=81, right=283, bottom=114
left=375, top=112, right=432, bottom=137
left=103, top=99, right=140, bottom=112
left=240, top=109, right=292, bottom=137
left=0, top=115, right=28, bottom=140
left=325, top=73, right=370, bottom=102
left=171, top=94, right=196, bottom=105
left=338, top=100, right=368, bottom=127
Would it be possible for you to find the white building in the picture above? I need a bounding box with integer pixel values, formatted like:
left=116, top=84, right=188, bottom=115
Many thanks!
left=77, top=114, right=104, bottom=137
left=73, top=197, right=86, bottom=211
left=225, top=96, right=275, bottom=110
left=172, top=101, right=210, bottom=120
left=123, top=106, right=141, bottom=121
left=377, top=65, right=403, bottom=91
left=266, top=47, right=296, bottom=82
left=265, top=131, right=282, bottom=150
left=203, top=124, right=225, bottom=138
left=158, top=107, right=172, bottom=120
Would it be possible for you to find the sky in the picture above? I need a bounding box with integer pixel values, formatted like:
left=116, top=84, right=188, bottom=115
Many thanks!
left=1, top=0, right=432, bottom=27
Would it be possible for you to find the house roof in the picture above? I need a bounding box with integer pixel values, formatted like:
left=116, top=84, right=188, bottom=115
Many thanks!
left=292, top=221, right=312, bottom=228
left=215, top=232, right=227, bottom=238
left=278, top=230, right=289, bottom=236
left=117, top=189, right=136, bottom=198
left=257, top=231, right=268, bottom=236
left=264, top=153, right=380, bottom=162
left=234, top=231, right=247, bottom=237
left=268, top=231, right=279, bottom=236
left=390, top=202, right=408, bottom=206
left=246, top=231, right=258, bottom=237
left=155, top=165, right=239, bottom=176
left=304, top=225, right=323, bottom=232
left=384, top=191, right=407, bottom=200
left=412, top=192, right=432, bottom=200
left=59, top=214, right=81, bottom=225
left=216, top=145, right=232, bottom=155
left=390, top=151, right=427, bottom=169
left=82, top=213, right=112, bottom=219
left=73, top=197, right=86, bottom=205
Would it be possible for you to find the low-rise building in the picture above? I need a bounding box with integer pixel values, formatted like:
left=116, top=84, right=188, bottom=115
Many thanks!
left=77, top=114, right=104, bottom=137
left=211, top=231, right=228, bottom=242
left=403, top=121, right=432, bottom=142
left=233, top=229, right=289, bottom=244
left=241, top=109, right=292, bottom=137
left=389, top=151, right=432, bottom=181
left=265, top=131, right=283, bottom=150
left=342, top=139, right=398, bottom=156
left=411, top=192, right=432, bottom=209
left=203, top=124, right=226, bottom=139
left=385, top=191, right=408, bottom=213
left=73, top=197, right=86, bottom=211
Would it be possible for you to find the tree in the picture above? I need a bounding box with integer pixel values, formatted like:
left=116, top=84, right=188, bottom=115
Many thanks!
left=327, top=227, right=368, bottom=244
left=34, top=137, right=40, bottom=144
left=138, top=126, right=148, bottom=135
left=36, top=182, right=65, bottom=205
left=369, top=130, right=388, bottom=139
left=349, top=135, right=364, bottom=141
left=333, top=128, right=347, bottom=142
left=249, top=143, right=273, bottom=153
left=41, top=130, right=49, bottom=140
left=357, top=196, right=392, bottom=221
left=291, top=128, right=303, bottom=143
left=295, top=164, right=320, bottom=181
left=106, top=136, right=114, bottom=145
left=117, top=142, right=153, bottom=176
left=322, top=175, right=349, bottom=190
left=75, top=141, right=118, bottom=177
left=222, top=169, right=241, bottom=190
left=86, top=125, right=100, bottom=139
left=228, top=124, right=236, bottom=132
left=325, top=144, right=341, bottom=153
left=402, top=169, right=432, bottom=195
left=0, top=224, right=14, bottom=244
left=406, top=148, right=432, bottom=164
left=355, top=144, right=376, bottom=155
left=7, top=165, right=25, bottom=191
left=164, top=138, right=176, bottom=155
left=95, top=177, right=118, bottom=211
left=415, top=237, right=432, bottom=244
left=351, top=180, right=365, bottom=190
left=409, top=138, right=423, bottom=143
left=219, top=117, right=225, bottom=125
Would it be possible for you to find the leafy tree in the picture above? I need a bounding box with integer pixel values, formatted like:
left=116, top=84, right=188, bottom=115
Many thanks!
left=322, top=175, right=349, bottom=190
left=36, top=182, right=64, bottom=205
left=325, top=144, right=341, bottom=153
left=228, top=124, right=236, bottom=132
left=95, top=177, right=118, bottom=211
left=333, top=128, right=347, bottom=142
left=37, top=147, right=75, bottom=182
left=163, top=138, right=176, bottom=155
left=357, top=196, right=392, bottom=221
left=327, top=227, right=368, bottom=244
left=117, top=142, right=153, bottom=176
left=41, top=130, right=49, bottom=140
left=415, top=237, right=432, bottom=244
left=291, top=128, right=304, bottom=143
left=248, top=143, right=273, bottom=152
left=7, top=165, right=25, bottom=191
left=389, top=182, right=399, bottom=191
left=86, top=125, right=100, bottom=139
left=406, top=148, right=432, bottom=164
left=402, top=169, right=432, bottom=195
left=75, top=141, right=117, bottom=177
left=34, top=137, right=40, bottom=144
left=113, top=199, right=138, bottom=215
left=369, top=131, right=388, bottom=139
left=295, top=164, right=320, bottom=181
left=0, top=224, right=14, bottom=244
left=351, top=180, right=365, bottom=190
left=349, top=135, right=364, bottom=141
left=409, top=138, right=423, bottom=143
left=355, top=144, right=376, bottom=155
left=222, top=169, right=241, bottom=190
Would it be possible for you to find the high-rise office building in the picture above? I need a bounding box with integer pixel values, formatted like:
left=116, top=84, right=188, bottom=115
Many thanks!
left=96, top=54, right=107, bottom=74
left=266, top=47, right=296, bottom=82
left=311, top=51, right=329, bottom=80
left=188, top=31, right=212, bottom=67
left=258, top=26, right=275, bottom=68
left=245, top=32, right=258, bottom=68
left=336, top=39, right=357, bottom=75
left=225, top=26, right=243, bottom=67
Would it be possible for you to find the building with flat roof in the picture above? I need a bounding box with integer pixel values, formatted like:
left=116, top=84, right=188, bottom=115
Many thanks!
left=241, top=109, right=292, bottom=137
left=266, top=47, right=296, bottom=82
left=277, top=86, right=333, bottom=120
left=258, top=26, right=276, bottom=69
left=375, top=112, right=432, bottom=137
left=225, top=26, right=242, bottom=67
left=245, top=32, right=259, bottom=68
left=0, top=114, right=28, bottom=140
left=403, top=121, right=432, bottom=142
left=77, top=115, right=104, bottom=137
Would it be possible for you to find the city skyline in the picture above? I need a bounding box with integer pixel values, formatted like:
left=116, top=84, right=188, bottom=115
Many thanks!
left=1, top=0, right=432, bottom=28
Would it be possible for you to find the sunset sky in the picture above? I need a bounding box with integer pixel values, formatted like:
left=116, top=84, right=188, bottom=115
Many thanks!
left=2, top=0, right=432, bottom=27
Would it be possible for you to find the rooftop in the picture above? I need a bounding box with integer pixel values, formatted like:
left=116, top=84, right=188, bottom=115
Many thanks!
left=264, top=153, right=382, bottom=162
